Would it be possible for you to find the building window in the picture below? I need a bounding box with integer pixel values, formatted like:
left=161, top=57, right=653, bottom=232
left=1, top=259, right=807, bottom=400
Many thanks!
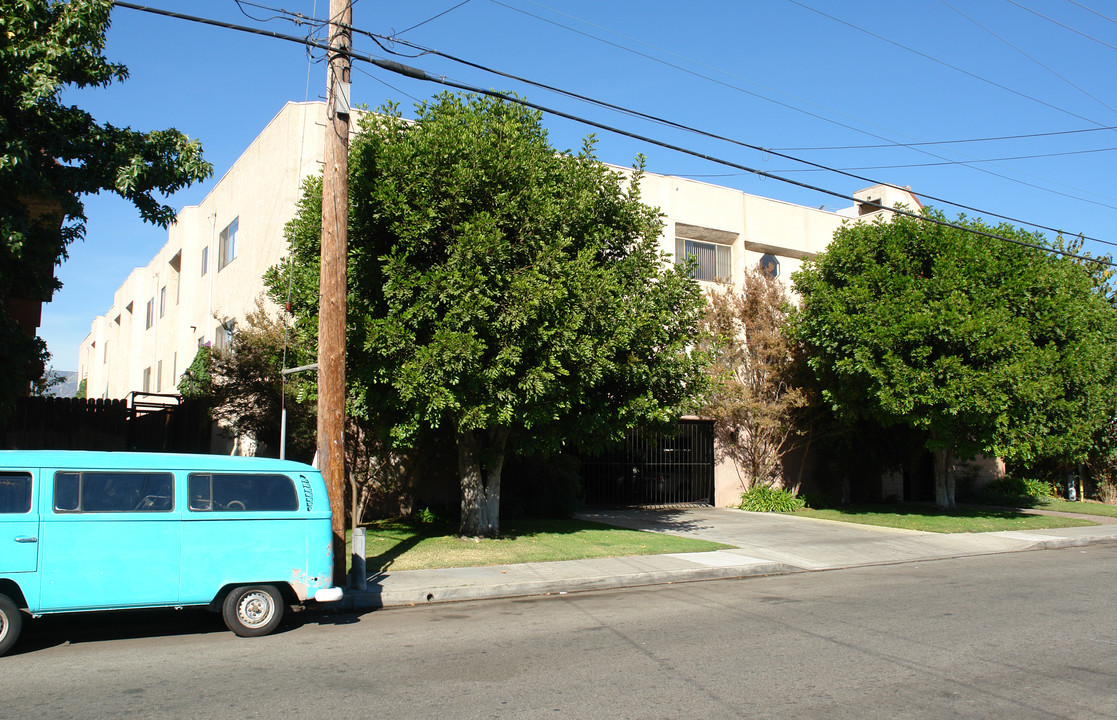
left=142, top=367, right=152, bottom=393
left=214, top=320, right=235, bottom=352
left=145, top=299, right=154, bottom=329
left=676, top=238, right=732, bottom=282
left=201, top=246, right=208, bottom=276
left=156, top=360, right=163, bottom=392
left=218, top=218, right=238, bottom=270
left=159, top=286, right=167, bottom=318
left=759, top=253, right=780, bottom=279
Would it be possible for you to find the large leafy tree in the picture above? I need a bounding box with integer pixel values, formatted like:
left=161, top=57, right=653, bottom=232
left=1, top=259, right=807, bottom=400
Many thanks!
left=271, top=93, right=708, bottom=536
left=0, top=0, right=211, bottom=414
left=789, top=210, right=1117, bottom=508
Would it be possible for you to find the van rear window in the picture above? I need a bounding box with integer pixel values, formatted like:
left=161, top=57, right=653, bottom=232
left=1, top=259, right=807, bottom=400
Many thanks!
left=188, top=473, right=298, bottom=512
left=53, top=471, right=174, bottom=513
left=0, top=472, right=32, bottom=514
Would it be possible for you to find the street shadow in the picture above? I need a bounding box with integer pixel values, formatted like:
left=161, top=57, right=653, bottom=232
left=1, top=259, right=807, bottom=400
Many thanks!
left=10, top=602, right=379, bottom=656
left=577, top=507, right=719, bottom=535
left=10, top=606, right=227, bottom=655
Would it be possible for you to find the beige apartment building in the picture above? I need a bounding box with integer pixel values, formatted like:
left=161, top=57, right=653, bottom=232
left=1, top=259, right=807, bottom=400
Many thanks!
left=78, top=100, right=920, bottom=504
left=79, top=102, right=329, bottom=401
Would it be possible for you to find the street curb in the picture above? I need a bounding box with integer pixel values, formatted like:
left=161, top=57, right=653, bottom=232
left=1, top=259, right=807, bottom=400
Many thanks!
left=334, top=531, right=1117, bottom=611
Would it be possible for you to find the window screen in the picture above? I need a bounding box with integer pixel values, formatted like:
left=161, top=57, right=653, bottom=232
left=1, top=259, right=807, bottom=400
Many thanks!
left=676, top=238, right=732, bottom=282
left=188, top=473, right=298, bottom=512
left=0, top=472, right=32, bottom=514
left=53, top=471, right=174, bottom=513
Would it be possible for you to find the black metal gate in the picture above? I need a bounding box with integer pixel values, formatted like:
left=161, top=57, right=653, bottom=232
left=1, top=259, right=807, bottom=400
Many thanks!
left=580, top=419, right=715, bottom=506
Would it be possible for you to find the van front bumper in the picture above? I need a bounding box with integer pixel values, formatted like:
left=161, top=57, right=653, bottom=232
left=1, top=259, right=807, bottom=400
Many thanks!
left=314, top=587, right=344, bottom=603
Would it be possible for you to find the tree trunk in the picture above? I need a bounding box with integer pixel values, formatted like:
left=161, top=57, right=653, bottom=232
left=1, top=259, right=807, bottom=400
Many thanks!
left=458, top=426, right=510, bottom=538
left=796, top=421, right=813, bottom=491
left=933, top=448, right=956, bottom=509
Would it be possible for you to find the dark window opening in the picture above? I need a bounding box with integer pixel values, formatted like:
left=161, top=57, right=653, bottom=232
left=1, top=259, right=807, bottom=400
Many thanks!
left=53, top=471, right=174, bottom=513
left=0, top=472, right=32, bottom=514
left=188, top=473, right=298, bottom=512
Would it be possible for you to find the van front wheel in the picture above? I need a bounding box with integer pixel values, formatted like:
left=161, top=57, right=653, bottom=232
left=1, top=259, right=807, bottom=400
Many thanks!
left=0, top=593, right=22, bottom=656
left=222, top=585, right=283, bottom=637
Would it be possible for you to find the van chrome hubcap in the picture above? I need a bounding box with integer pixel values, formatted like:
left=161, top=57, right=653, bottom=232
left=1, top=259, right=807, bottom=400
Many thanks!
left=238, top=592, right=274, bottom=628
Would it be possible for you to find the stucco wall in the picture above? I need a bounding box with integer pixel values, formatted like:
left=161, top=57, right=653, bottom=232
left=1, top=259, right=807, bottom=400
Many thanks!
left=79, top=102, right=329, bottom=401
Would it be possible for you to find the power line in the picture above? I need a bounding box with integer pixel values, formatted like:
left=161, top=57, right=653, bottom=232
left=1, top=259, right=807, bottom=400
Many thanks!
left=394, top=0, right=475, bottom=36
left=774, top=145, right=1117, bottom=170
left=1006, top=0, right=1117, bottom=53
left=109, top=2, right=1117, bottom=267
left=776, top=124, right=1117, bottom=151
left=940, top=0, right=1117, bottom=117
left=489, top=0, right=942, bottom=157
left=484, top=0, right=1117, bottom=219
left=1065, top=0, right=1117, bottom=26
left=234, top=0, right=324, bottom=28
left=352, top=63, right=422, bottom=103
left=785, top=0, right=1113, bottom=130
left=373, top=32, right=1117, bottom=247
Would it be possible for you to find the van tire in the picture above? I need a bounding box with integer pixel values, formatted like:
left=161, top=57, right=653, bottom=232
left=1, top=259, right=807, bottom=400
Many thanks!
left=0, top=593, right=22, bottom=656
left=222, top=585, right=283, bottom=637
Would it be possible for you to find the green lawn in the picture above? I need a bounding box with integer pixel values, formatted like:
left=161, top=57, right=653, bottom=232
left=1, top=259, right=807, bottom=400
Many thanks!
left=1038, top=500, right=1117, bottom=518
left=353, top=517, right=733, bottom=571
left=794, top=504, right=1098, bottom=533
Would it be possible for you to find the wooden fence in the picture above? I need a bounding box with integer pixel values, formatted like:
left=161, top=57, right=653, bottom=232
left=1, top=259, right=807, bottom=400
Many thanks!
left=0, top=395, right=212, bottom=453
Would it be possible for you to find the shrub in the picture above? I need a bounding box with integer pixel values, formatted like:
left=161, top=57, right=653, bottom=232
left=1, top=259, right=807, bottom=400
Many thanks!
left=800, top=493, right=836, bottom=510
left=415, top=507, right=439, bottom=524
left=738, top=484, right=805, bottom=513
left=965, top=476, right=1056, bottom=507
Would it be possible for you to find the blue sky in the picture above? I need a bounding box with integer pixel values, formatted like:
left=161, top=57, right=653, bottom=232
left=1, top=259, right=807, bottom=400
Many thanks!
left=48, top=0, right=1117, bottom=369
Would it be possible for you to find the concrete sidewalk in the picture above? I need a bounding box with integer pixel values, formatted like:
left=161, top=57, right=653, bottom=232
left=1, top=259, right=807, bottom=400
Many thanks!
left=341, top=507, right=1117, bottom=610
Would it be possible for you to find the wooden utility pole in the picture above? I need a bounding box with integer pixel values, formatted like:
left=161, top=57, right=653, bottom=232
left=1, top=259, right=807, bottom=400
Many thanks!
left=319, top=0, right=352, bottom=587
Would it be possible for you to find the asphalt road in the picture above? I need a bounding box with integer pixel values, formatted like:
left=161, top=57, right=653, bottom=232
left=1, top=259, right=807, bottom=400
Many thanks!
left=2, top=545, right=1116, bottom=719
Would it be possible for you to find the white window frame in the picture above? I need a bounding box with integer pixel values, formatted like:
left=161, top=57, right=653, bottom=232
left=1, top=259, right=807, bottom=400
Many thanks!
left=218, top=218, right=238, bottom=271
left=676, top=237, right=732, bottom=282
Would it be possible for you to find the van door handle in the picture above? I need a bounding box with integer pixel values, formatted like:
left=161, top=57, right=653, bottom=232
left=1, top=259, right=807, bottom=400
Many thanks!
left=14, top=536, right=38, bottom=543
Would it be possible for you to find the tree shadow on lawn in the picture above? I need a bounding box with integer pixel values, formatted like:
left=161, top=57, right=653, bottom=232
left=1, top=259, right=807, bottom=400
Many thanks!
left=362, top=519, right=447, bottom=573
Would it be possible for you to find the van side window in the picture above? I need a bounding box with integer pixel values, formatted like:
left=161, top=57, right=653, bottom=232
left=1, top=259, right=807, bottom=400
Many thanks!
left=188, top=473, right=298, bottom=512
left=53, top=471, right=174, bottom=513
left=0, top=472, right=32, bottom=513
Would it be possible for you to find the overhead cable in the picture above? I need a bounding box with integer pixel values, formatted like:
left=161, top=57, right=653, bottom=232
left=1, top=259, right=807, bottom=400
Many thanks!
left=785, top=0, right=1112, bottom=130
left=475, top=0, right=1117, bottom=218
left=373, top=32, right=1117, bottom=247
left=109, top=2, right=1117, bottom=267
left=777, top=124, right=1117, bottom=151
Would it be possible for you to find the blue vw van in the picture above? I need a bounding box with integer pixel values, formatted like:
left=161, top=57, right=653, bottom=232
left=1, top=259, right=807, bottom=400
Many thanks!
left=0, top=450, right=343, bottom=655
